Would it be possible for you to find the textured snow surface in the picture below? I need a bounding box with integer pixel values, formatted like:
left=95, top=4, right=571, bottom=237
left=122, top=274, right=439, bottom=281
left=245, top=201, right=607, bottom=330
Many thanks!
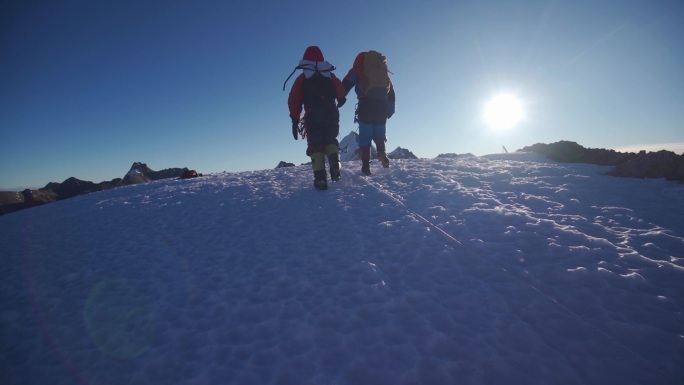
left=1, top=155, right=683, bottom=385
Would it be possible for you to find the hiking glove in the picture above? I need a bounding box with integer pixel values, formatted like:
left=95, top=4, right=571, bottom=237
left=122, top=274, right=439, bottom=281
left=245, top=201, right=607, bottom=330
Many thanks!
left=337, top=97, right=346, bottom=108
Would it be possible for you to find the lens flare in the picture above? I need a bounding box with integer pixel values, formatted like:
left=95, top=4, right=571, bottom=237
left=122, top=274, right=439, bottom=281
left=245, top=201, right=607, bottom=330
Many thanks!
left=84, top=278, right=155, bottom=359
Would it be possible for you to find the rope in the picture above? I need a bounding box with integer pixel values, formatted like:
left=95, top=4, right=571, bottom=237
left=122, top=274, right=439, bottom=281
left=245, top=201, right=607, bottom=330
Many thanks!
left=361, top=176, right=461, bottom=246
left=298, top=118, right=306, bottom=139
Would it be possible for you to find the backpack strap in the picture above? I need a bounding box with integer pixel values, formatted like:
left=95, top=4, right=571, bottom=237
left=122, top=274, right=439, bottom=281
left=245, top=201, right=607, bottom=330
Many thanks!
left=307, top=62, right=336, bottom=77
left=283, top=62, right=337, bottom=90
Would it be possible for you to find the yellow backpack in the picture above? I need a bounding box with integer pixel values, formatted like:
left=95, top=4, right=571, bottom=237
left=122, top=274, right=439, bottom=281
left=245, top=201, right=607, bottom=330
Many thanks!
left=362, top=51, right=390, bottom=97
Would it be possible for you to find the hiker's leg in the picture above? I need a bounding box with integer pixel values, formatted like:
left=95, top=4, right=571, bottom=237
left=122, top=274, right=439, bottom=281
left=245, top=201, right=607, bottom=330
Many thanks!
left=373, top=124, right=389, bottom=168
left=305, top=124, right=325, bottom=157
left=358, top=122, right=373, bottom=175
left=358, top=122, right=373, bottom=148
left=372, top=124, right=387, bottom=152
left=360, top=146, right=371, bottom=175
left=305, top=119, right=327, bottom=188
left=311, top=152, right=327, bottom=189
left=324, top=143, right=341, bottom=181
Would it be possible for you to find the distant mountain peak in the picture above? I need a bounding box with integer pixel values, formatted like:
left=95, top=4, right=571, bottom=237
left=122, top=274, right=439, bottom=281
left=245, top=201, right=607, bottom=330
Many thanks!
left=275, top=161, right=295, bottom=169
left=339, top=131, right=365, bottom=162
left=388, top=147, right=418, bottom=159
left=339, top=131, right=418, bottom=161
left=436, top=153, right=476, bottom=159
left=128, top=162, right=154, bottom=175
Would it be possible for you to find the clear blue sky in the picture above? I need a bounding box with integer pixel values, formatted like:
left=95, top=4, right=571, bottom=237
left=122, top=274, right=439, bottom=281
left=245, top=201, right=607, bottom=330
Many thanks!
left=2, top=0, right=683, bottom=189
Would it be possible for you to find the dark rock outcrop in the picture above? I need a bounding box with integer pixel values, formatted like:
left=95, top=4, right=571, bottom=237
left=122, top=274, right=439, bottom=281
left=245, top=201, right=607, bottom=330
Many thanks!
left=517, top=141, right=638, bottom=166
left=436, top=153, right=476, bottom=159
left=276, top=161, right=295, bottom=168
left=149, top=168, right=187, bottom=180
left=388, top=147, right=418, bottom=160
left=436, top=153, right=459, bottom=159
left=100, top=178, right=124, bottom=190
left=22, top=188, right=58, bottom=208
left=127, top=162, right=154, bottom=175
left=49, top=177, right=102, bottom=200
left=518, top=141, right=684, bottom=183
left=0, top=192, right=25, bottom=215
left=123, top=163, right=152, bottom=185
left=123, top=170, right=152, bottom=185
left=123, top=162, right=187, bottom=184
left=607, top=150, right=684, bottom=182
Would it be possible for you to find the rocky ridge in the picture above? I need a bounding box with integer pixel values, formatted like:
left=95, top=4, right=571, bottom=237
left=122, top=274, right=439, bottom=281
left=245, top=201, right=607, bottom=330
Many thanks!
left=518, top=141, right=684, bottom=183
left=4, top=141, right=683, bottom=216
left=1, top=162, right=191, bottom=215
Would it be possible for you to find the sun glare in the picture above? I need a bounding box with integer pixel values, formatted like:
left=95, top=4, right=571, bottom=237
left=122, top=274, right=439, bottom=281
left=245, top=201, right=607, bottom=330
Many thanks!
left=484, top=93, right=524, bottom=130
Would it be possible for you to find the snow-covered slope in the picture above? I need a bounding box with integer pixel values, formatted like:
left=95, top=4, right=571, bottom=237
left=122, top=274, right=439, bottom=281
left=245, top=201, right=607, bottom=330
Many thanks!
left=1, top=156, right=683, bottom=385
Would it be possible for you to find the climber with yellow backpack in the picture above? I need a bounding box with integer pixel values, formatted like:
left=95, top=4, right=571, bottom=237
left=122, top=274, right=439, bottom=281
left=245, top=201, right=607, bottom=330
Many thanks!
left=342, top=50, right=396, bottom=175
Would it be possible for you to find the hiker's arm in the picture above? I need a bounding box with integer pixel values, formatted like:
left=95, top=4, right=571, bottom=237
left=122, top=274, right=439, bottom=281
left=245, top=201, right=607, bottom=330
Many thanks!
left=287, top=75, right=304, bottom=121
left=332, top=75, right=347, bottom=107
left=342, top=69, right=359, bottom=96
left=387, top=80, right=396, bottom=119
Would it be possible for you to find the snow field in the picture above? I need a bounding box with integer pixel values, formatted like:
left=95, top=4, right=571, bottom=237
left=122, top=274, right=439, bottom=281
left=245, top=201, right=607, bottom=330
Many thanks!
left=1, top=155, right=683, bottom=384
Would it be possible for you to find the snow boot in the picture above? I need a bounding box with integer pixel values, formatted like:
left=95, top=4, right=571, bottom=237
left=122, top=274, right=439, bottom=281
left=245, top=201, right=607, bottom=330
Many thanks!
left=361, top=161, right=371, bottom=176
left=360, top=145, right=372, bottom=176
left=375, top=140, right=390, bottom=168
left=378, top=153, right=390, bottom=168
left=328, top=153, right=341, bottom=182
left=313, top=169, right=328, bottom=190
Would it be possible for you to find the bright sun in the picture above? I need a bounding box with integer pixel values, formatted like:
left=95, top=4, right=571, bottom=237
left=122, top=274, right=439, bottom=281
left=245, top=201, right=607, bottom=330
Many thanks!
left=484, top=93, right=524, bottom=130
